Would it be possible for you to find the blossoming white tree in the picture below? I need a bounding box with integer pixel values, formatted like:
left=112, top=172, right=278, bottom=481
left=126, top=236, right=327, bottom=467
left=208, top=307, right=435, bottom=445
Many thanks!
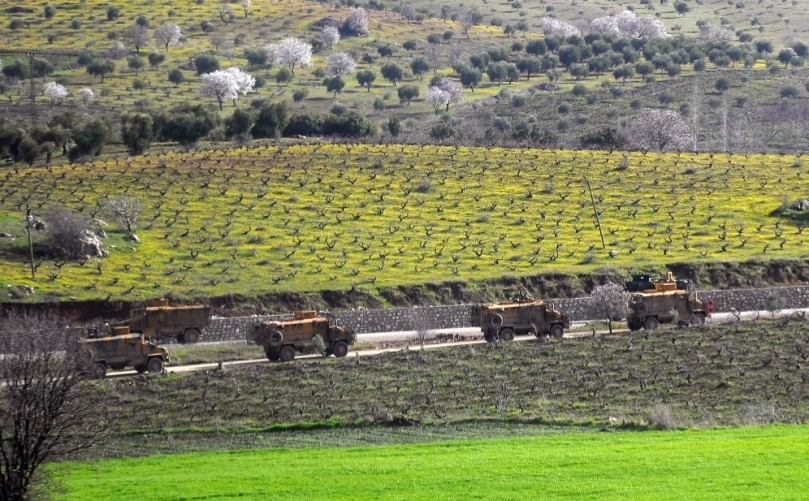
left=266, top=38, right=313, bottom=74
left=699, top=24, right=735, bottom=43
left=424, top=78, right=463, bottom=113
left=344, top=7, right=370, bottom=36
left=78, top=87, right=94, bottom=104
left=327, top=52, right=356, bottom=76
left=540, top=17, right=580, bottom=38
left=154, top=22, right=182, bottom=51
left=590, top=11, right=668, bottom=38
left=199, top=67, right=255, bottom=109
left=629, top=108, right=690, bottom=151
left=240, top=0, right=251, bottom=17
left=322, top=26, right=340, bottom=48
left=43, top=81, right=67, bottom=108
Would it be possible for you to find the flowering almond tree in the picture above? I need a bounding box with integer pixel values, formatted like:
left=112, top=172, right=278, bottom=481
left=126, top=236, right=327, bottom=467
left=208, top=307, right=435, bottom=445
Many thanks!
left=322, top=26, right=340, bottom=48
left=154, top=22, right=183, bottom=51
left=200, top=67, right=255, bottom=109
left=43, top=81, right=67, bottom=108
left=629, top=108, right=691, bottom=151
left=589, top=11, right=669, bottom=38
left=327, top=52, right=357, bottom=76
left=344, top=7, right=370, bottom=36
left=540, top=17, right=580, bottom=38
left=424, top=78, right=463, bottom=113
left=78, top=87, right=94, bottom=104
left=266, top=38, right=313, bottom=74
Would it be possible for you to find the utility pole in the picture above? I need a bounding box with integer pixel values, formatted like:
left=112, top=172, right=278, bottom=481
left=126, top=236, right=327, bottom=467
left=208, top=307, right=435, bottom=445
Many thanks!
left=583, top=176, right=606, bottom=249
left=26, top=204, right=36, bottom=280
left=28, top=51, right=37, bottom=128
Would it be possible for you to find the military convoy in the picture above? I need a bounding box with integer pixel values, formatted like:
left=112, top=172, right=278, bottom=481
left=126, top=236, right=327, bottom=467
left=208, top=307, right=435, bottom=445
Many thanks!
left=124, top=299, right=211, bottom=343
left=85, top=325, right=169, bottom=377
left=472, top=294, right=571, bottom=342
left=625, top=272, right=708, bottom=330
left=249, top=310, right=356, bottom=362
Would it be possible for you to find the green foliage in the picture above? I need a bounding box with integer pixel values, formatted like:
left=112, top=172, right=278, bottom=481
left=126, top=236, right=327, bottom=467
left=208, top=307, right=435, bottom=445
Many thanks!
left=152, top=104, right=220, bottom=146
left=292, top=88, right=308, bottom=103
left=194, top=54, right=220, bottom=75
left=106, top=5, right=120, bottom=20
left=324, top=76, right=345, bottom=97
left=356, top=69, right=376, bottom=91
left=460, top=67, right=481, bottom=91
left=275, top=67, right=293, bottom=85
left=86, top=59, right=115, bottom=82
left=244, top=48, right=269, bottom=67
left=579, top=127, right=627, bottom=150
left=224, top=108, right=255, bottom=141
left=68, top=117, right=112, bottom=161
left=120, top=112, right=154, bottom=156
left=168, top=68, right=185, bottom=86
left=387, top=117, right=401, bottom=136
left=148, top=52, right=166, bottom=69
left=252, top=101, right=288, bottom=139
left=397, top=84, right=419, bottom=105
left=380, top=63, right=403, bottom=85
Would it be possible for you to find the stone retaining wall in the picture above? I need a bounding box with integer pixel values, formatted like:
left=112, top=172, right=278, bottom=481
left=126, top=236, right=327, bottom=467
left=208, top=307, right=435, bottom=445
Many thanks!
left=199, top=285, right=809, bottom=343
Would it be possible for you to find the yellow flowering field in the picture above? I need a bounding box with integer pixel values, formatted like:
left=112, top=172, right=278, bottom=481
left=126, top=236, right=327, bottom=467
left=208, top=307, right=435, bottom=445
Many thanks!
left=0, top=144, right=806, bottom=301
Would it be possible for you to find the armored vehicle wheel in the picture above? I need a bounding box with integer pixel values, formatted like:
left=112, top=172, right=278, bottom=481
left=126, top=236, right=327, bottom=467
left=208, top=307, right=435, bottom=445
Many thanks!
left=279, top=345, right=296, bottom=362
left=183, top=329, right=200, bottom=343
left=488, top=314, right=504, bottom=329
left=644, top=317, right=660, bottom=330
left=537, top=333, right=551, bottom=343
left=483, top=331, right=495, bottom=343
left=93, top=362, right=107, bottom=379
left=264, top=347, right=280, bottom=361
left=550, top=324, right=564, bottom=339
left=134, top=365, right=147, bottom=374
left=269, top=330, right=284, bottom=348
left=333, top=341, right=349, bottom=358
left=627, top=318, right=643, bottom=331
left=147, top=357, right=164, bottom=374
left=691, top=313, right=706, bottom=326
left=499, top=328, right=515, bottom=342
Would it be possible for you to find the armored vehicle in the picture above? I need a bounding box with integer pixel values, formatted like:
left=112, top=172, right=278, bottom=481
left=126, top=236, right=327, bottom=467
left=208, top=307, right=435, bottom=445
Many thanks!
left=626, top=272, right=708, bottom=330
left=472, top=295, right=571, bottom=343
left=85, top=325, right=169, bottom=377
left=126, top=299, right=211, bottom=343
left=249, top=310, right=356, bottom=362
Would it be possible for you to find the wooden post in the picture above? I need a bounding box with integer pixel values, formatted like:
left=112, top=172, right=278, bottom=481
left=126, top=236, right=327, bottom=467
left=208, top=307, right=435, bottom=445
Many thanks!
left=584, top=176, right=606, bottom=249
left=26, top=204, right=36, bottom=280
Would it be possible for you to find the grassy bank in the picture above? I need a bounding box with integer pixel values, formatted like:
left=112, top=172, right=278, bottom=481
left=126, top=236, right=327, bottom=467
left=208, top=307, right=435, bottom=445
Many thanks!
left=56, top=424, right=809, bottom=500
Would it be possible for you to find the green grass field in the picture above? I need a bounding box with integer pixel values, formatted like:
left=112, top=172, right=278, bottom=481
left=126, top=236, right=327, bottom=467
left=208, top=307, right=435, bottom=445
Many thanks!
left=56, top=424, right=809, bottom=500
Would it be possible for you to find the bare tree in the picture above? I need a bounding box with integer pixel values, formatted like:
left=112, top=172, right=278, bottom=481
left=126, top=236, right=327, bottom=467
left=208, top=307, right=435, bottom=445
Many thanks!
left=409, top=307, right=432, bottom=351
left=0, top=314, right=105, bottom=501
left=103, top=196, right=142, bottom=235
left=124, top=24, right=149, bottom=54
left=43, top=207, right=92, bottom=259
left=591, top=282, right=628, bottom=334
left=458, top=10, right=481, bottom=38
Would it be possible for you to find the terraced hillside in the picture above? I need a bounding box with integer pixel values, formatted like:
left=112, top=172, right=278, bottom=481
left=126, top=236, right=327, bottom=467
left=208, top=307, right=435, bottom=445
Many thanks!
left=0, top=143, right=805, bottom=302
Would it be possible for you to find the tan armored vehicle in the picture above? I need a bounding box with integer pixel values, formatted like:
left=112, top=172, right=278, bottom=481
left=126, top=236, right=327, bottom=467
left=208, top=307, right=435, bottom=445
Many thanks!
left=626, top=272, right=708, bottom=330
left=249, top=310, right=356, bottom=362
left=127, top=299, right=212, bottom=343
left=472, top=294, right=571, bottom=343
left=85, top=325, right=169, bottom=377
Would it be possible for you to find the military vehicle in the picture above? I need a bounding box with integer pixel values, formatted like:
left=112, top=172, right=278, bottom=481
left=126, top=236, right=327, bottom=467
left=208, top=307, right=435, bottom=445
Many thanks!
left=472, top=295, right=571, bottom=343
left=626, top=272, right=708, bottom=330
left=126, top=299, right=212, bottom=343
left=249, top=310, right=356, bottom=362
left=85, top=325, right=169, bottom=377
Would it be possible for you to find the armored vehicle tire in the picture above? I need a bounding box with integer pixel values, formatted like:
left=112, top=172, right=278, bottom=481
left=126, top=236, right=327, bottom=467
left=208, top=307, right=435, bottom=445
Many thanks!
left=134, top=364, right=147, bottom=374
left=483, top=331, right=495, bottom=343
left=550, top=324, right=564, bottom=339
left=627, top=318, right=643, bottom=331
left=183, top=329, right=200, bottom=343
left=499, top=328, right=515, bottom=342
left=147, top=357, right=164, bottom=374
left=264, top=347, right=280, bottom=361
left=488, top=314, right=504, bottom=329
left=333, top=341, right=349, bottom=358
left=644, top=317, right=660, bottom=330
left=691, top=313, right=706, bottom=326
left=269, top=330, right=284, bottom=348
left=279, top=346, right=296, bottom=362
left=93, top=362, right=107, bottom=379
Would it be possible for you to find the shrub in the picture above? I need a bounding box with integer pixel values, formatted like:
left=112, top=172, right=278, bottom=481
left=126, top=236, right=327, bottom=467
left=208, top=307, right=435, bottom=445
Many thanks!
left=571, top=83, right=587, bottom=96
left=43, top=208, right=92, bottom=259
left=194, top=54, right=220, bottom=75
left=780, top=85, right=799, bottom=99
